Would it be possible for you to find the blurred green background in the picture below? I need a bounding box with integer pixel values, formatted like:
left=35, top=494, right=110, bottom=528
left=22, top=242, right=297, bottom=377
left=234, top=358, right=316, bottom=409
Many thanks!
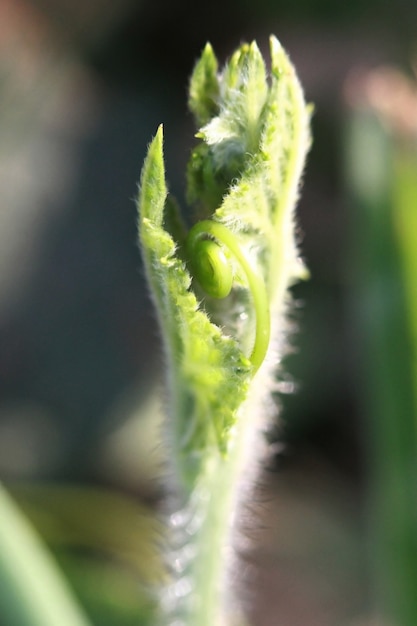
left=1, top=0, right=417, bottom=624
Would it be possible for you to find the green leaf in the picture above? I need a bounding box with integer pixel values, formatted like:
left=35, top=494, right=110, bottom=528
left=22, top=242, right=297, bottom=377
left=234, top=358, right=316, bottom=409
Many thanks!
left=138, top=126, right=252, bottom=488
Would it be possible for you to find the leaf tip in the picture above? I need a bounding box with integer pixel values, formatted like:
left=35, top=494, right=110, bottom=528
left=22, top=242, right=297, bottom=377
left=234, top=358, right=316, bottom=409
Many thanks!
left=202, top=41, right=215, bottom=59
left=269, top=35, right=282, bottom=54
left=269, top=35, right=285, bottom=77
left=155, top=123, right=164, bottom=144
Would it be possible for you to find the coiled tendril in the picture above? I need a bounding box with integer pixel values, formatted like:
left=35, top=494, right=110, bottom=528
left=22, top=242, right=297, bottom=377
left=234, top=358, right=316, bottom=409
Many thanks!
left=185, top=219, right=270, bottom=373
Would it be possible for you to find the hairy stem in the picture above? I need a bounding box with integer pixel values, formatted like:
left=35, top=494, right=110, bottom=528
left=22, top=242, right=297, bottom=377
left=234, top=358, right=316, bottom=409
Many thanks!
left=165, top=363, right=267, bottom=626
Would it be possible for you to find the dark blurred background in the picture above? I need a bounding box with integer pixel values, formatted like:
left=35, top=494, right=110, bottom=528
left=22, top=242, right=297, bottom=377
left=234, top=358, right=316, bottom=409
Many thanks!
left=1, top=1, right=416, bottom=624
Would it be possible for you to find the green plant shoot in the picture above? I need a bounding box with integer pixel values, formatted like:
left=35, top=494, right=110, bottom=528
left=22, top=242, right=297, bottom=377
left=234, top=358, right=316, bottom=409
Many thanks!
left=137, top=36, right=311, bottom=626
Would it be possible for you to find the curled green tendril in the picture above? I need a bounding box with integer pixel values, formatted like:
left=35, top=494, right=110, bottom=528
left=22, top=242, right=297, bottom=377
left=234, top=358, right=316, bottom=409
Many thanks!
left=185, top=219, right=270, bottom=372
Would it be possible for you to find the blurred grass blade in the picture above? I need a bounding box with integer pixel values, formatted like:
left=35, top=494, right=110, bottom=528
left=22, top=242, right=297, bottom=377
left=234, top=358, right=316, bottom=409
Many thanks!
left=346, top=89, right=417, bottom=625
left=393, top=150, right=417, bottom=410
left=0, top=483, right=92, bottom=626
left=12, top=483, right=164, bottom=586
